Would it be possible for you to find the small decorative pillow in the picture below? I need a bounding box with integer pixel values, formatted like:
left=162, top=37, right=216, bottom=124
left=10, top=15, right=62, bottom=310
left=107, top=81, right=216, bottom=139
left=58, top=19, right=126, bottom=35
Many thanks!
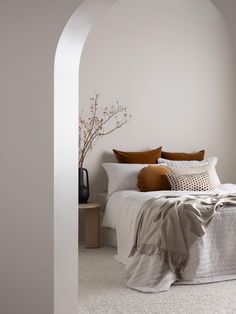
left=137, top=165, right=172, bottom=192
left=158, top=157, right=220, bottom=186
left=166, top=172, right=215, bottom=191
left=169, top=164, right=218, bottom=188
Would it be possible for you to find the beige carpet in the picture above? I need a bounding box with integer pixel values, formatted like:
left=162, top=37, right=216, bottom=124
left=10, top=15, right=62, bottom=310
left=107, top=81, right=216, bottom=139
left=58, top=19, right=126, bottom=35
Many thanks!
left=78, top=245, right=236, bottom=314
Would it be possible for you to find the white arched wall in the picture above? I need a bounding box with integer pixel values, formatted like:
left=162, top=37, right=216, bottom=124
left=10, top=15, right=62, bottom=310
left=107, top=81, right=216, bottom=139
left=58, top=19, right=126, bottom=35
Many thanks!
left=55, top=0, right=233, bottom=313
left=0, top=0, right=233, bottom=313
left=54, top=0, right=118, bottom=313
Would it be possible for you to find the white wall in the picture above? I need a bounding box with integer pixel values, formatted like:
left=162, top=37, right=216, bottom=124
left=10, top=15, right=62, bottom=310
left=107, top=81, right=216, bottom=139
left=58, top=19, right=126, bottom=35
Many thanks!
left=0, top=1, right=82, bottom=313
left=0, top=0, right=235, bottom=313
left=212, top=0, right=236, bottom=44
left=80, top=0, right=236, bottom=202
left=54, top=1, right=119, bottom=313
left=211, top=0, right=236, bottom=150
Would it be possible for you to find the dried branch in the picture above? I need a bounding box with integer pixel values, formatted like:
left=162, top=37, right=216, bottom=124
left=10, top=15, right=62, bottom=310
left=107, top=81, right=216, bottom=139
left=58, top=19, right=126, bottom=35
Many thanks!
left=79, top=94, right=131, bottom=167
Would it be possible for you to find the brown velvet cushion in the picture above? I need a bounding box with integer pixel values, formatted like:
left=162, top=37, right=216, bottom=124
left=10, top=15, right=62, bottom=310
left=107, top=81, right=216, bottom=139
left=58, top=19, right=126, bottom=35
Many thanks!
left=161, top=150, right=205, bottom=161
left=113, top=147, right=162, bottom=164
left=137, top=165, right=172, bottom=192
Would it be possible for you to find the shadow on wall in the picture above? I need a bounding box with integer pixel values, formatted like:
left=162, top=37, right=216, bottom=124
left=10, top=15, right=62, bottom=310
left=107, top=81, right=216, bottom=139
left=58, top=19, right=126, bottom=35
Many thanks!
left=79, top=151, right=115, bottom=241
left=89, top=151, right=115, bottom=200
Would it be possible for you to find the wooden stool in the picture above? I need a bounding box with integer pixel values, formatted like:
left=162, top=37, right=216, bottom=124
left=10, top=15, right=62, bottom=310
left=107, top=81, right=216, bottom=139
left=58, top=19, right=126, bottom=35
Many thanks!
left=79, top=203, right=100, bottom=248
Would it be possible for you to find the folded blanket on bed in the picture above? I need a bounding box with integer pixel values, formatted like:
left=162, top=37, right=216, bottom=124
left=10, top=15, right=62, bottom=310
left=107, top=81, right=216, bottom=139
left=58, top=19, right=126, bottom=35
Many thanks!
left=130, top=193, right=236, bottom=278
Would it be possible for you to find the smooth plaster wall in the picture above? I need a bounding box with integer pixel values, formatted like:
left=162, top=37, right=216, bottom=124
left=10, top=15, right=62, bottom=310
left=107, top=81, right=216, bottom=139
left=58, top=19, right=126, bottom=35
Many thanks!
left=0, top=0, right=235, bottom=313
left=80, top=0, right=236, bottom=203
left=211, top=0, right=236, bottom=44
left=211, top=0, right=236, bottom=147
left=0, top=0, right=82, bottom=313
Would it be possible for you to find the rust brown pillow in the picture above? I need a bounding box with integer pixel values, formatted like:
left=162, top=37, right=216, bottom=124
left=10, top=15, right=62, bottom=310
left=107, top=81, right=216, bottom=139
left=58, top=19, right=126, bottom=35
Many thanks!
left=113, top=147, right=162, bottom=164
left=137, top=165, right=172, bottom=192
left=161, top=150, right=205, bottom=161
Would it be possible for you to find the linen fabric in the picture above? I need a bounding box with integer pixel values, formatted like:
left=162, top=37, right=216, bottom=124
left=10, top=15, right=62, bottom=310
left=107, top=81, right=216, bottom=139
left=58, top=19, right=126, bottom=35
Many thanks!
left=129, top=194, right=236, bottom=286
left=113, top=147, right=162, bottom=164
left=102, top=185, right=236, bottom=293
left=161, top=150, right=205, bottom=161
left=158, top=157, right=221, bottom=186
left=103, top=163, right=151, bottom=195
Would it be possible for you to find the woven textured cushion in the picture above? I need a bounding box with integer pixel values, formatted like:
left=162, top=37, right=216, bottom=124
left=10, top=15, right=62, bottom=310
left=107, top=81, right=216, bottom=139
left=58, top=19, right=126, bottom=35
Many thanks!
left=113, top=147, right=162, bottom=164
left=158, top=157, right=220, bottom=186
left=137, top=165, right=172, bottom=192
left=161, top=150, right=205, bottom=161
left=169, top=164, right=218, bottom=189
left=166, top=172, right=214, bottom=191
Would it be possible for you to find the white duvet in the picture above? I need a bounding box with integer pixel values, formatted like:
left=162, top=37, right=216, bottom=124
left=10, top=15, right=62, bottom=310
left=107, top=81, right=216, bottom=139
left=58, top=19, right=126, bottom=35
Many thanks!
left=102, top=184, right=236, bottom=292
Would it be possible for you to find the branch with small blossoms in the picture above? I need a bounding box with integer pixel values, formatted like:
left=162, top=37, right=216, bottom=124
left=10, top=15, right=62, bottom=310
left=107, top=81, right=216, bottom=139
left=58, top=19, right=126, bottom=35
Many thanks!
left=79, top=94, right=131, bottom=167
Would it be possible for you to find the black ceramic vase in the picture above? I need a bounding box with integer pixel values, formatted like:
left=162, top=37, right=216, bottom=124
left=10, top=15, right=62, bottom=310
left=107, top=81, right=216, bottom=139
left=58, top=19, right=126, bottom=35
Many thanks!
left=79, top=167, right=89, bottom=203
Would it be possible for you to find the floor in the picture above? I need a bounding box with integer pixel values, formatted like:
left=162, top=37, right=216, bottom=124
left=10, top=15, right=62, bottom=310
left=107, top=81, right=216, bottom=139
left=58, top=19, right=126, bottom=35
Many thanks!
left=78, top=245, right=236, bottom=314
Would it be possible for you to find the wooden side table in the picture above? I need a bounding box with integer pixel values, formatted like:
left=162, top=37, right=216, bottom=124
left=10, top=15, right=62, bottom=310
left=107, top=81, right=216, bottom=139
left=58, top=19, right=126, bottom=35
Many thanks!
left=79, top=203, right=100, bottom=248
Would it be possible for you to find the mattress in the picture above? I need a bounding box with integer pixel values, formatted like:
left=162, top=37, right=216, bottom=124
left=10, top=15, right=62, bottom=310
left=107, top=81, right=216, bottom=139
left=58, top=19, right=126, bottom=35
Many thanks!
left=102, top=184, right=236, bottom=292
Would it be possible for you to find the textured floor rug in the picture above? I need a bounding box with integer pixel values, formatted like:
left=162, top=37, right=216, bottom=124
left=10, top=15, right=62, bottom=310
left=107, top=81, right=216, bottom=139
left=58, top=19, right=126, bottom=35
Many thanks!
left=78, top=245, right=236, bottom=314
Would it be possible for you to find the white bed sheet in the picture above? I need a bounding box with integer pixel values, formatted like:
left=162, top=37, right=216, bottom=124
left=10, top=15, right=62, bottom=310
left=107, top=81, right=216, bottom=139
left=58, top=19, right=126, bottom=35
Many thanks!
left=102, top=184, right=236, bottom=265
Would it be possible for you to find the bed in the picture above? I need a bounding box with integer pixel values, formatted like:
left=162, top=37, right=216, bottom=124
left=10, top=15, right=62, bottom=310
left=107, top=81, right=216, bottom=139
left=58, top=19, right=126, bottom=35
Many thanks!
left=102, top=184, right=236, bottom=293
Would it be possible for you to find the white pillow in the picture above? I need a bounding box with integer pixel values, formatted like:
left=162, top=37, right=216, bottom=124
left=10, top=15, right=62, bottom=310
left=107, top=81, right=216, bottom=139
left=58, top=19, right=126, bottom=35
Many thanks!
left=103, top=163, right=152, bottom=195
left=158, top=157, right=221, bottom=186
left=158, top=157, right=217, bottom=168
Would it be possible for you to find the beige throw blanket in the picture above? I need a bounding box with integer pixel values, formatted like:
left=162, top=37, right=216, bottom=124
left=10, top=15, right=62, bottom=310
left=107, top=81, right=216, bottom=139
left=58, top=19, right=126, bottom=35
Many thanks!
left=130, top=193, right=236, bottom=278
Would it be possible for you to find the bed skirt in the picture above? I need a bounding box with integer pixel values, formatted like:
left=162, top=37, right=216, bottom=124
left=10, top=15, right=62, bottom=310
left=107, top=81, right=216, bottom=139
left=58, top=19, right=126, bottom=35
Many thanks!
left=101, top=226, right=117, bottom=247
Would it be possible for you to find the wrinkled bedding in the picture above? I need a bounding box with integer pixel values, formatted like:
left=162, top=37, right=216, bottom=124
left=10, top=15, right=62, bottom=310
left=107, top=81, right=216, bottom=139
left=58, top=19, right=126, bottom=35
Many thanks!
left=102, top=184, right=236, bottom=293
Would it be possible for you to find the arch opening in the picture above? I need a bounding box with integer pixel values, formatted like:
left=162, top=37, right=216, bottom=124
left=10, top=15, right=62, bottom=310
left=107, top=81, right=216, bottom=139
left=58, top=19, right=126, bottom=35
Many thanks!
left=54, top=0, right=233, bottom=312
left=54, top=1, right=118, bottom=313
